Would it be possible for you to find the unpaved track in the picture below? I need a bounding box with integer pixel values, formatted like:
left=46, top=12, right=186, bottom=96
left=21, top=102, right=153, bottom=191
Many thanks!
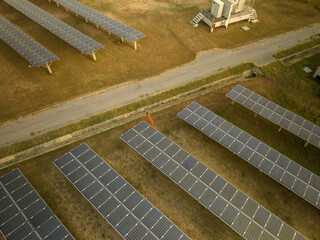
left=1, top=23, right=320, bottom=147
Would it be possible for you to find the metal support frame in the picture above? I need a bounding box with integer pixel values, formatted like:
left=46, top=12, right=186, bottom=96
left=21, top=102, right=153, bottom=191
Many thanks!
left=85, top=18, right=88, bottom=23
left=96, top=24, right=99, bottom=29
left=304, top=142, right=309, bottom=147
left=231, top=100, right=235, bottom=105
left=90, top=52, right=97, bottom=61
left=278, top=127, right=282, bottom=133
left=134, top=41, right=137, bottom=50
left=254, top=113, right=257, bottom=118
left=56, top=2, right=59, bottom=7
left=121, top=37, right=124, bottom=43
left=45, top=63, right=53, bottom=74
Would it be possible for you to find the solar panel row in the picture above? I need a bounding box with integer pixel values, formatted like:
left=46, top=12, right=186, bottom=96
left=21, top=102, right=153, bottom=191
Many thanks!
left=178, top=102, right=320, bottom=209
left=0, top=16, right=59, bottom=67
left=51, top=0, right=146, bottom=42
left=3, top=0, right=104, bottom=54
left=227, top=85, right=320, bottom=149
left=121, top=121, right=308, bottom=240
left=54, top=143, right=190, bottom=240
left=0, top=169, right=74, bottom=240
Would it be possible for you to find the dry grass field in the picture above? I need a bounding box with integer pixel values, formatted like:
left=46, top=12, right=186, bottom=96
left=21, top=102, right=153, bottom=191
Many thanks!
left=0, top=0, right=320, bottom=124
left=0, top=55, right=319, bottom=240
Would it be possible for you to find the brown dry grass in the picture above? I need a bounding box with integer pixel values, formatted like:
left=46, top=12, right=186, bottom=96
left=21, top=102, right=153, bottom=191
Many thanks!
left=1, top=55, right=319, bottom=239
left=1, top=0, right=320, bottom=123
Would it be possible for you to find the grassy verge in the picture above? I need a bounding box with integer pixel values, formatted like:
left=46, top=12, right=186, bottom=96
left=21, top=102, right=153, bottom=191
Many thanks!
left=0, top=63, right=254, bottom=159
left=273, top=36, right=320, bottom=59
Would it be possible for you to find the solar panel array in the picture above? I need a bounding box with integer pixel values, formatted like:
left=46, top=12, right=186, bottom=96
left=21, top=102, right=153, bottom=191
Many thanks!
left=0, top=16, right=59, bottom=67
left=178, top=102, right=320, bottom=210
left=52, top=0, right=146, bottom=42
left=0, top=169, right=74, bottom=240
left=54, top=143, right=190, bottom=240
left=3, top=0, right=104, bottom=54
left=226, top=85, right=320, bottom=149
left=121, top=121, right=307, bottom=240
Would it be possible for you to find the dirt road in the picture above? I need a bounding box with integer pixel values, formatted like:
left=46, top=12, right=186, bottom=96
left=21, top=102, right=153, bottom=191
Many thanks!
left=1, top=23, right=320, bottom=147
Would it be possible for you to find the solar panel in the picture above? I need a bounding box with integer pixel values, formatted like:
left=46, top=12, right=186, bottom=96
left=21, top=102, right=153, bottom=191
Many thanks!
left=226, top=85, right=320, bottom=149
left=3, top=0, right=104, bottom=55
left=178, top=102, right=320, bottom=210
left=0, top=16, right=59, bottom=68
left=121, top=121, right=308, bottom=240
left=51, top=0, right=146, bottom=42
left=0, top=169, right=74, bottom=240
left=54, top=143, right=190, bottom=240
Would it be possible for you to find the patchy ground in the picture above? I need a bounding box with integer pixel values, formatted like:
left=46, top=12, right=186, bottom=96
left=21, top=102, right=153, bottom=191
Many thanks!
left=1, top=0, right=320, bottom=123
left=1, top=55, right=319, bottom=240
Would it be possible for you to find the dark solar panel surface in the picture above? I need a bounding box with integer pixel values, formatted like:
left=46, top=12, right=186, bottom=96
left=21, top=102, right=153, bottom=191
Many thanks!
left=54, top=143, right=190, bottom=240
left=52, top=0, right=146, bottom=41
left=121, top=121, right=308, bottom=240
left=0, top=16, right=58, bottom=67
left=178, top=102, right=320, bottom=210
left=227, top=85, right=320, bottom=149
left=3, top=0, right=104, bottom=54
left=0, top=169, right=74, bottom=240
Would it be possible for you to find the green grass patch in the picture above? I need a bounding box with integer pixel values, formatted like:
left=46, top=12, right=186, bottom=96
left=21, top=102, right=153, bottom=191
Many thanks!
left=273, top=36, right=320, bottom=59
left=0, top=63, right=253, bottom=159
